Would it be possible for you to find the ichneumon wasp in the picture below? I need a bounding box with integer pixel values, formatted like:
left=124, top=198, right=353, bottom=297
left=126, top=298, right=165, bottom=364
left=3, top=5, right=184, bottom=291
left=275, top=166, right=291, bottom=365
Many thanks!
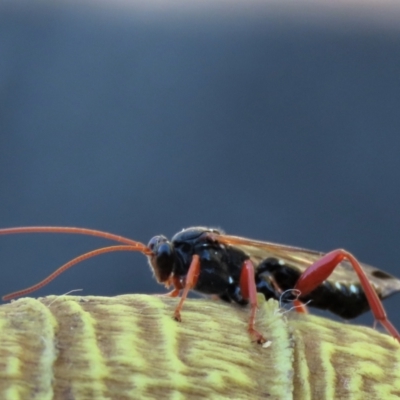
left=1, top=226, right=399, bottom=344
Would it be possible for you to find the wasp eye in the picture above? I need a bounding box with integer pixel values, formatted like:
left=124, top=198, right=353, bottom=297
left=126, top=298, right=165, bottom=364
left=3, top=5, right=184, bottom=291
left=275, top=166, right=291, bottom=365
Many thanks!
left=147, top=235, right=168, bottom=253
left=148, top=236, right=158, bottom=252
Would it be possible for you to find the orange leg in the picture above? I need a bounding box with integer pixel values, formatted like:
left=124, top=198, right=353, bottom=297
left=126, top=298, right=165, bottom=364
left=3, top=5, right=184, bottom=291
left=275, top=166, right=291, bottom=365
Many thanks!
left=293, top=299, right=309, bottom=314
left=161, top=276, right=183, bottom=297
left=264, top=274, right=308, bottom=314
left=174, top=255, right=201, bottom=322
left=294, top=249, right=400, bottom=341
left=240, top=260, right=266, bottom=344
left=165, top=288, right=181, bottom=297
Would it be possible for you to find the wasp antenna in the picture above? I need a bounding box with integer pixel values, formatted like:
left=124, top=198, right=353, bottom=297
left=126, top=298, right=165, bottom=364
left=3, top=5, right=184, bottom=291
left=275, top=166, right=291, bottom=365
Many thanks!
left=3, top=244, right=148, bottom=301
left=0, top=226, right=148, bottom=248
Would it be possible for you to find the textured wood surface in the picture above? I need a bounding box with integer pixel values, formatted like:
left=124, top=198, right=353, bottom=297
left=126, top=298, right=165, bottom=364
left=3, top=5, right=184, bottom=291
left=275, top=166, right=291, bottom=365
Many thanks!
left=0, top=294, right=399, bottom=399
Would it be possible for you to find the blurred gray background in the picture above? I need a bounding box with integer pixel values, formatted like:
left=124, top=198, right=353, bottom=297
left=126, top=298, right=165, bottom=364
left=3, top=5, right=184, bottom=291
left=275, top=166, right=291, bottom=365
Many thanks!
left=1, top=1, right=400, bottom=333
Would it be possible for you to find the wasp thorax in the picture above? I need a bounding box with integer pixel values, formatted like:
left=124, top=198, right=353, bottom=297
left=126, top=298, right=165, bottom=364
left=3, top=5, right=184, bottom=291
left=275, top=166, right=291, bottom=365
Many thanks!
left=147, top=235, right=175, bottom=283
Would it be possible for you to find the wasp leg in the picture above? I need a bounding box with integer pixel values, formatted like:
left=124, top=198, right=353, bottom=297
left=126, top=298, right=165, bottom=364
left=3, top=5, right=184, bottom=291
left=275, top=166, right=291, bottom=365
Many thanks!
left=173, top=255, right=200, bottom=322
left=164, top=289, right=181, bottom=297
left=240, top=260, right=266, bottom=344
left=158, top=276, right=183, bottom=297
left=294, top=249, right=400, bottom=341
left=293, top=299, right=309, bottom=314
left=270, top=276, right=308, bottom=313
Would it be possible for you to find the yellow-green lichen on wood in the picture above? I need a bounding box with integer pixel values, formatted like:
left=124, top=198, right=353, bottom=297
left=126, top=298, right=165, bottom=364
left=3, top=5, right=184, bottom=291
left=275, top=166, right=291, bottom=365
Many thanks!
left=0, top=294, right=399, bottom=400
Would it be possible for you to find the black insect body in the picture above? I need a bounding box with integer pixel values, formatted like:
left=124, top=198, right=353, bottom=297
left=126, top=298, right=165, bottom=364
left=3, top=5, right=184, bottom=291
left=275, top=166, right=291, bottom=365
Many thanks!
left=148, top=227, right=398, bottom=320
left=149, top=227, right=250, bottom=304
left=255, top=257, right=370, bottom=320
left=1, top=225, right=400, bottom=343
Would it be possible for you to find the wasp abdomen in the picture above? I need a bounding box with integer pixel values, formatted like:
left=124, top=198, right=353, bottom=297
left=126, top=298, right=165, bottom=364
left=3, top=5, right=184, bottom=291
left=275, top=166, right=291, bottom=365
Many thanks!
left=255, top=257, right=370, bottom=319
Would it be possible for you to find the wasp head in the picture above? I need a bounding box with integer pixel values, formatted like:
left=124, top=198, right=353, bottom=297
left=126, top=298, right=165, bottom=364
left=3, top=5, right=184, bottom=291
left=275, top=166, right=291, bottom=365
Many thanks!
left=147, top=235, right=175, bottom=283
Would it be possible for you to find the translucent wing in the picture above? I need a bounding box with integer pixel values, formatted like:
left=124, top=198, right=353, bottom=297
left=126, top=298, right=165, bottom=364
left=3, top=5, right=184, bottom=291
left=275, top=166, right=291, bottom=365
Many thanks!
left=216, top=234, right=400, bottom=298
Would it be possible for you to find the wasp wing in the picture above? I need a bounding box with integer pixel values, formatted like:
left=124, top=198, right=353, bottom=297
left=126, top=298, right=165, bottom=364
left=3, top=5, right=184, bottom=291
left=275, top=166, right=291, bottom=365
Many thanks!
left=216, top=234, right=400, bottom=299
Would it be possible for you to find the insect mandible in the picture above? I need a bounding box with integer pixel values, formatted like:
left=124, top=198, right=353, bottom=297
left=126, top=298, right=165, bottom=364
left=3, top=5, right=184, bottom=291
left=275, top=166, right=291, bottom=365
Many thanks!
left=1, top=225, right=400, bottom=344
